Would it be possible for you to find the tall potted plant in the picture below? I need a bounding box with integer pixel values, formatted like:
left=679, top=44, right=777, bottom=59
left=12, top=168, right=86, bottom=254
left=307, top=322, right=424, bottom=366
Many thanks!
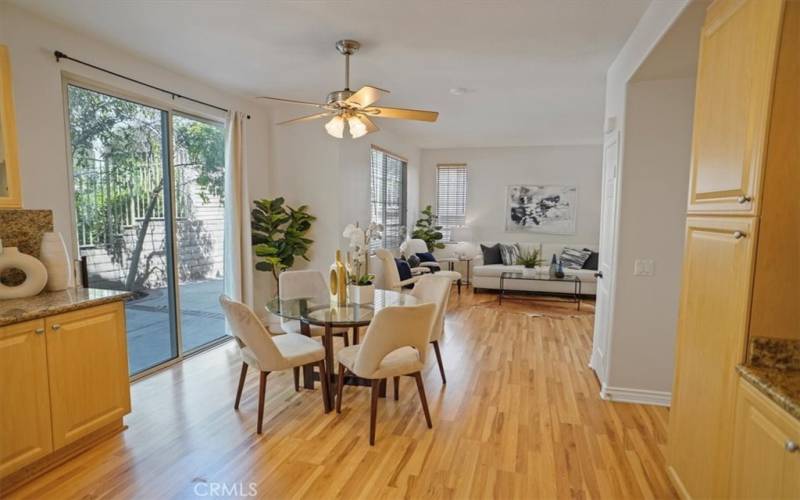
left=411, top=205, right=445, bottom=252
left=251, top=197, right=315, bottom=295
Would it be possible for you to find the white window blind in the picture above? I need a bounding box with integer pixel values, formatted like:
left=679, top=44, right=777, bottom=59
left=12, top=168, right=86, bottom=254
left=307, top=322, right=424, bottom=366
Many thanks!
left=435, top=164, right=467, bottom=240
left=370, top=146, right=407, bottom=250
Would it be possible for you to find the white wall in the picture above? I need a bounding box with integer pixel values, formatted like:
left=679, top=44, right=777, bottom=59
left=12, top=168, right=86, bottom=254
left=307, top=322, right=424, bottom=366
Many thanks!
left=0, top=4, right=271, bottom=304
left=608, top=77, right=695, bottom=395
left=596, top=0, right=705, bottom=402
left=266, top=103, right=420, bottom=299
left=420, top=146, right=602, bottom=246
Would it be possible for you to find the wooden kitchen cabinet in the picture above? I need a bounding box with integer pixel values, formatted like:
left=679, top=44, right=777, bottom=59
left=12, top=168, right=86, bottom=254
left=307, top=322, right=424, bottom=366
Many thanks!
left=669, top=0, right=800, bottom=497
left=45, top=302, right=131, bottom=449
left=0, top=319, right=53, bottom=477
left=668, top=216, right=757, bottom=498
left=0, top=298, right=130, bottom=487
left=686, top=0, right=784, bottom=214
left=731, top=379, right=800, bottom=499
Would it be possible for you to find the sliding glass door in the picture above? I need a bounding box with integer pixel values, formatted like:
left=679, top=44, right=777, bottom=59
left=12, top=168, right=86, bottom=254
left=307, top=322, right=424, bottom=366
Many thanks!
left=66, top=84, right=227, bottom=376
left=171, top=114, right=227, bottom=352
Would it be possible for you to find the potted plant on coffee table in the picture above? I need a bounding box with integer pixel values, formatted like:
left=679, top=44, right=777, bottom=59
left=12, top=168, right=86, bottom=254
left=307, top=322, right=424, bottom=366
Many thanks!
left=517, top=248, right=543, bottom=277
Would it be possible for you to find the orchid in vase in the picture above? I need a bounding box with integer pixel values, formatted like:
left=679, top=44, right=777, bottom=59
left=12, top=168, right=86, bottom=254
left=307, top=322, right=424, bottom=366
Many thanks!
left=342, top=222, right=382, bottom=303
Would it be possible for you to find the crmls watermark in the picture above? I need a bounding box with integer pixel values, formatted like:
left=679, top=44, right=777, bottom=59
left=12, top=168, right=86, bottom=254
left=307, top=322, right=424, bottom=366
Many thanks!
left=192, top=481, right=258, bottom=497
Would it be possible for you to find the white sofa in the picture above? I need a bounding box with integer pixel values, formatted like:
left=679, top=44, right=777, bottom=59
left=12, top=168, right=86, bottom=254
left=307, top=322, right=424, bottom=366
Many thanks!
left=471, top=242, right=598, bottom=296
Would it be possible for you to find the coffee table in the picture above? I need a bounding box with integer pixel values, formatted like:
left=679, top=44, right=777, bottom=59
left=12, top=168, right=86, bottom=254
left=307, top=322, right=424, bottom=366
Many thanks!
left=498, top=271, right=582, bottom=310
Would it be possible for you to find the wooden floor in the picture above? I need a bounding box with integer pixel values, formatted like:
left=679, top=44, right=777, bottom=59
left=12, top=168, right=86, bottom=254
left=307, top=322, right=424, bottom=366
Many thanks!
left=10, top=289, right=676, bottom=499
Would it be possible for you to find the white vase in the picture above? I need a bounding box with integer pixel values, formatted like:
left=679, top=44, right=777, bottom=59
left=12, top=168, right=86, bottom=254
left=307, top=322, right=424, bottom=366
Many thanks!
left=39, top=232, right=73, bottom=291
left=0, top=247, right=49, bottom=299
left=523, top=267, right=536, bottom=277
left=348, top=284, right=374, bottom=304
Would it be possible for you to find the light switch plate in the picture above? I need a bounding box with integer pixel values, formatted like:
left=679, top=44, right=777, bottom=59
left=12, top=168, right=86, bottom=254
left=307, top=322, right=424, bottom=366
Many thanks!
left=634, top=259, right=655, bottom=276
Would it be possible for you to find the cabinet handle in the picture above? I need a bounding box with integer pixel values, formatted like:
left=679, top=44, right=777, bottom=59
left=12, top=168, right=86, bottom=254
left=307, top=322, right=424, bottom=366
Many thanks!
left=737, top=195, right=752, bottom=204
left=35, top=327, right=45, bottom=335
left=733, top=231, right=746, bottom=239
left=787, top=440, right=799, bottom=453
left=51, top=324, right=61, bottom=331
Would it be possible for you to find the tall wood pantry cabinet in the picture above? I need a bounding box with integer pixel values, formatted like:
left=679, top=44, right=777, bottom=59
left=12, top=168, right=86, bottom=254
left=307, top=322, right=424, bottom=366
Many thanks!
left=667, top=0, right=799, bottom=498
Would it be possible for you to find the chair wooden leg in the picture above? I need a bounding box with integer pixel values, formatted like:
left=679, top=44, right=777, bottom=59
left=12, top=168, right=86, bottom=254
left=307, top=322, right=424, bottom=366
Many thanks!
left=412, top=372, right=432, bottom=428
left=457, top=279, right=462, bottom=295
left=432, top=340, right=446, bottom=384
left=336, top=363, right=346, bottom=413
left=370, top=379, right=381, bottom=445
left=393, top=376, right=400, bottom=400
left=352, top=327, right=359, bottom=344
left=343, top=331, right=349, bottom=347
left=257, top=371, right=269, bottom=434
left=234, top=362, right=248, bottom=410
left=317, top=360, right=331, bottom=413
left=293, top=366, right=300, bottom=392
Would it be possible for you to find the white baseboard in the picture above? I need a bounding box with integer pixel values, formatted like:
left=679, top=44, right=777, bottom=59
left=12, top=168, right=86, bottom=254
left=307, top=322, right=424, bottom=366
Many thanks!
left=600, top=384, right=671, bottom=407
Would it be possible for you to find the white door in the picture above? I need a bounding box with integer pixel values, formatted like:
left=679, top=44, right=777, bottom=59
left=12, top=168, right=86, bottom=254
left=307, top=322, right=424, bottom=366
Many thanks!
left=590, top=130, right=620, bottom=386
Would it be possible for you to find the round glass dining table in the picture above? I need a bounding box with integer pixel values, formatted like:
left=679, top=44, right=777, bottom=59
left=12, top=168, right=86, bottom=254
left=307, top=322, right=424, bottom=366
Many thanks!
left=266, top=289, right=419, bottom=410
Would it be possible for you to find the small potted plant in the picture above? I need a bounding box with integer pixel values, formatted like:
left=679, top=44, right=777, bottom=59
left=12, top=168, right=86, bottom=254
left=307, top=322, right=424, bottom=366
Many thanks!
left=517, top=248, right=543, bottom=277
left=348, top=272, right=376, bottom=304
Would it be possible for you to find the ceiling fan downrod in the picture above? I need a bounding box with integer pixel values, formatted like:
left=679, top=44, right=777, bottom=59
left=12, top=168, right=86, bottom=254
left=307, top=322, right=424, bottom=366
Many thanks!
left=336, top=39, right=360, bottom=91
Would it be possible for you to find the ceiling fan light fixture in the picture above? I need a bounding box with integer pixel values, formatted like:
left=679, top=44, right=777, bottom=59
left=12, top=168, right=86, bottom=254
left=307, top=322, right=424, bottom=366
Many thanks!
left=348, top=114, right=368, bottom=138
left=324, top=115, right=345, bottom=138
left=261, top=40, right=439, bottom=135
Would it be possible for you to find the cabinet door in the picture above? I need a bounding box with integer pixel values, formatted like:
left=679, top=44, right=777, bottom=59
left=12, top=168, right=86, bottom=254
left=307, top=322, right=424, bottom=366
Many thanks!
left=46, top=302, right=131, bottom=449
left=731, top=379, right=800, bottom=499
left=687, top=0, right=784, bottom=214
left=0, top=320, right=53, bottom=477
left=667, top=216, right=757, bottom=498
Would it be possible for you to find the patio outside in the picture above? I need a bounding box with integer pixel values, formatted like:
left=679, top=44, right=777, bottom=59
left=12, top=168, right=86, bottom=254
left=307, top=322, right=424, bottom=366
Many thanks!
left=126, top=279, right=226, bottom=374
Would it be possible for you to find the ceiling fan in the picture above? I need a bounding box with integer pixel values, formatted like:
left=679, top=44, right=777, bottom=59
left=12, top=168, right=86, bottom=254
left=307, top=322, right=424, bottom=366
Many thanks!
left=258, top=40, right=439, bottom=139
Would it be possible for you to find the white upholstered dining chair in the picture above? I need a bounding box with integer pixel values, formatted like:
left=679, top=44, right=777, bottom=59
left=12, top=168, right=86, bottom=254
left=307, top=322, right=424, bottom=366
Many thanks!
left=219, top=295, right=330, bottom=434
left=410, top=275, right=452, bottom=384
left=334, top=303, right=437, bottom=445
left=374, top=249, right=421, bottom=292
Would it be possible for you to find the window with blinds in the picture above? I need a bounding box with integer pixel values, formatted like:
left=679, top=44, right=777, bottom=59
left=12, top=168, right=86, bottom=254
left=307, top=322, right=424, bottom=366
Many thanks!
left=370, top=146, right=407, bottom=250
left=435, top=164, right=467, bottom=241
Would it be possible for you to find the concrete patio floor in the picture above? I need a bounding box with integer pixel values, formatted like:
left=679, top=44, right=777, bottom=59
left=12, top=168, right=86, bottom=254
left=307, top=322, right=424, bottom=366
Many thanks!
left=125, top=279, right=227, bottom=374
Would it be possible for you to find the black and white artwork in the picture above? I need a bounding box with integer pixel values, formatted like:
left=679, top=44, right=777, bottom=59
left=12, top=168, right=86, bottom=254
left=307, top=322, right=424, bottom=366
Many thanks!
left=505, top=185, right=577, bottom=234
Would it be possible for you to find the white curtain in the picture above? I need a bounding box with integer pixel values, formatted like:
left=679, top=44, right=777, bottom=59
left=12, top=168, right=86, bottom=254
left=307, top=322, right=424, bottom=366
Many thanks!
left=223, top=111, right=253, bottom=307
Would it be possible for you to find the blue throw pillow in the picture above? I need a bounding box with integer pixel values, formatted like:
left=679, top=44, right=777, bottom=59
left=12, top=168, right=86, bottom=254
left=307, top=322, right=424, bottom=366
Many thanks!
left=416, top=252, right=437, bottom=263
left=395, top=258, right=412, bottom=281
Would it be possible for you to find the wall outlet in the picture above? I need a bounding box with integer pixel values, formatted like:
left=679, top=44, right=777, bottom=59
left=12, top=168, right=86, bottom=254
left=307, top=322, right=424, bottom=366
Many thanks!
left=634, top=259, right=655, bottom=276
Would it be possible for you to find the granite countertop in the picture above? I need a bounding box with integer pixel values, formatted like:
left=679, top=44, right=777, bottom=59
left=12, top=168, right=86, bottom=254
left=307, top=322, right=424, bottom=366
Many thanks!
left=737, top=365, right=800, bottom=421
left=0, top=288, right=132, bottom=327
left=737, top=336, right=800, bottom=422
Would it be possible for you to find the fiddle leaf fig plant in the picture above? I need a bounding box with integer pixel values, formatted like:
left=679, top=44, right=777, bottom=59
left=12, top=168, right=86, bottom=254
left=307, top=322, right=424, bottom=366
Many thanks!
left=251, top=197, right=315, bottom=293
left=411, top=205, right=445, bottom=251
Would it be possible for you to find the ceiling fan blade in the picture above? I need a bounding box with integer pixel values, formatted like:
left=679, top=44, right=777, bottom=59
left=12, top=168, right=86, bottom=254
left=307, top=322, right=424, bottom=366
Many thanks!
left=366, top=106, right=439, bottom=122
left=276, top=112, right=331, bottom=125
left=345, top=85, right=390, bottom=108
left=361, top=115, right=379, bottom=134
left=257, top=96, right=330, bottom=109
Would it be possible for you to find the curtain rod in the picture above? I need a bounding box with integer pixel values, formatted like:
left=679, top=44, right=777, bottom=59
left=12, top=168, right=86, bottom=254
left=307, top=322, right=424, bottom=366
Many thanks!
left=54, top=50, right=250, bottom=119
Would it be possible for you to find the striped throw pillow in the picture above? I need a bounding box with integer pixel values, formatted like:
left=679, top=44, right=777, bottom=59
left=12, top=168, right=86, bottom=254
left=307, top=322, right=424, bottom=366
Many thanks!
left=560, top=247, right=592, bottom=270
left=500, top=243, right=521, bottom=266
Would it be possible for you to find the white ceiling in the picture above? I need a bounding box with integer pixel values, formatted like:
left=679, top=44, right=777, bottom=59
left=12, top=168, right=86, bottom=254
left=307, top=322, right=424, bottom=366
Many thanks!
left=14, top=0, right=651, bottom=149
